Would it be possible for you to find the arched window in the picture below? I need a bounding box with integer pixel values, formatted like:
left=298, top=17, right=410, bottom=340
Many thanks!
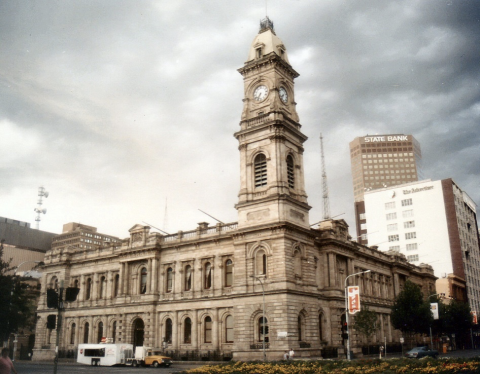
left=165, top=318, right=173, bottom=344
left=83, top=322, right=89, bottom=343
left=99, top=276, right=106, bottom=299
left=112, top=321, right=117, bottom=343
left=114, top=274, right=120, bottom=297
left=293, top=249, right=302, bottom=276
left=74, top=279, right=79, bottom=289
left=204, top=262, right=212, bottom=289
left=225, top=315, right=234, bottom=343
left=50, top=276, right=58, bottom=291
left=225, top=259, right=233, bottom=287
left=184, top=317, right=192, bottom=344
left=254, top=153, right=267, bottom=188
left=184, top=265, right=192, bottom=291
left=258, top=316, right=269, bottom=342
left=140, top=267, right=147, bottom=294
left=70, top=323, right=76, bottom=345
left=204, top=316, right=212, bottom=343
left=255, top=249, right=267, bottom=276
left=97, top=321, right=104, bottom=343
left=86, top=278, right=92, bottom=300
left=286, top=155, right=295, bottom=188
left=166, top=268, right=173, bottom=293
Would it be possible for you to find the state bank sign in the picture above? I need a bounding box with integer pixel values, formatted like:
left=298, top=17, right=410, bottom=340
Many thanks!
left=348, top=286, right=361, bottom=314
left=363, top=135, right=408, bottom=143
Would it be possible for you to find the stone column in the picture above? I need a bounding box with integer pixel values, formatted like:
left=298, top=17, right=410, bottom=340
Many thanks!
left=328, top=253, right=336, bottom=287
left=79, top=274, right=85, bottom=301
left=92, top=273, right=99, bottom=300
left=192, top=310, right=198, bottom=350
left=147, top=258, right=153, bottom=294
left=123, top=263, right=130, bottom=295
left=119, top=263, right=125, bottom=296
left=173, top=311, right=179, bottom=350
left=152, top=258, right=158, bottom=293
left=213, top=308, right=219, bottom=350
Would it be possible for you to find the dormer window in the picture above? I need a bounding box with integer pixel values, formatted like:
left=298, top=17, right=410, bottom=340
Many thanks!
left=256, top=47, right=262, bottom=59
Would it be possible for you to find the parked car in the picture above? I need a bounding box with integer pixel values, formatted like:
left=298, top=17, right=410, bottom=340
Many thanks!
left=405, top=346, right=439, bottom=359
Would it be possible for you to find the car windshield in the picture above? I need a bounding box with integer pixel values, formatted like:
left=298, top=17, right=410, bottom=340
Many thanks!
left=411, top=347, right=426, bottom=352
left=153, top=351, right=162, bottom=355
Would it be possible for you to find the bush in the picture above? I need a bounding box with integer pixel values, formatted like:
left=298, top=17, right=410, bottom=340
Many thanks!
left=182, top=357, right=480, bottom=374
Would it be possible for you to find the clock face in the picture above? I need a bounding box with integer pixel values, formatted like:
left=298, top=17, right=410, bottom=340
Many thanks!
left=253, top=85, right=269, bottom=101
left=279, top=87, right=288, bottom=103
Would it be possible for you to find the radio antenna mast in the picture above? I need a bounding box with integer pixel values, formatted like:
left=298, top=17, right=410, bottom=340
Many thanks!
left=34, top=186, right=49, bottom=229
left=320, top=134, right=331, bottom=219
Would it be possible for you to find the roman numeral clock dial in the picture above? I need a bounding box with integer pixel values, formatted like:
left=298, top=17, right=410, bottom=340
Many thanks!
left=253, top=85, right=269, bottom=101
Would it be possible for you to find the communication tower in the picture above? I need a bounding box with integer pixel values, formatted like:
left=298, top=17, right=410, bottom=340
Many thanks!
left=320, top=134, right=331, bottom=220
left=34, top=186, right=49, bottom=229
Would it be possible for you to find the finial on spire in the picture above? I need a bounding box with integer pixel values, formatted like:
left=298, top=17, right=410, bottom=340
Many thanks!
left=260, top=16, right=274, bottom=32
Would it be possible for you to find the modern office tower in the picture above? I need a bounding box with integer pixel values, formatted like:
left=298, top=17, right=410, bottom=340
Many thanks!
left=349, top=134, right=423, bottom=243
left=364, top=179, right=480, bottom=314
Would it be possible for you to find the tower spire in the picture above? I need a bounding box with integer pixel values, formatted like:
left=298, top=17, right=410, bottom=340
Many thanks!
left=320, top=134, right=331, bottom=219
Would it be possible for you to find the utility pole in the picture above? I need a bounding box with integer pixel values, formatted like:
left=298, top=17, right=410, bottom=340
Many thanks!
left=320, top=134, right=331, bottom=220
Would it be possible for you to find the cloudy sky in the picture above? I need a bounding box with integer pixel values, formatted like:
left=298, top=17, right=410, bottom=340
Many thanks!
left=1, top=0, right=479, bottom=239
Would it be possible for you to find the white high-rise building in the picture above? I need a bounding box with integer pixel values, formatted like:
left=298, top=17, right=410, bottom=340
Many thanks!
left=364, top=178, right=480, bottom=312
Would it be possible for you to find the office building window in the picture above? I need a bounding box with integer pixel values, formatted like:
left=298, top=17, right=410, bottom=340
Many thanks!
left=387, top=223, right=398, bottom=231
left=405, top=232, right=417, bottom=240
left=404, top=221, right=415, bottom=228
left=386, top=213, right=397, bottom=220
left=388, top=235, right=399, bottom=242
left=406, top=243, right=418, bottom=251
left=385, top=202, right=396, bottom=209
left=407, top=254, right=419, bottom=262
left=402, top=198, right=413, bottom=206
left=403, top=210, right=414, bottom=218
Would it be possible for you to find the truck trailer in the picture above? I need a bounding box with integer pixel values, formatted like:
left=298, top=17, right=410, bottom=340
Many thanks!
left=77, top=343, right=133, bottom=366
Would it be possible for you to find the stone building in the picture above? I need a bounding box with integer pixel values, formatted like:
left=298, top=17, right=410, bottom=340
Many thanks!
left=33, top=18, right=436, bottom=361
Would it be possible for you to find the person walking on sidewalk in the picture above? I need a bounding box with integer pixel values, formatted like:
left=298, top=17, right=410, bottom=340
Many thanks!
left=0, top=348, right=17, bottom=374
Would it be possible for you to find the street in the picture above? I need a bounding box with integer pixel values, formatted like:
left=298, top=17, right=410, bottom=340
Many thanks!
left=13, top=362, right=202, bottom=374
left=13, top=349, right=480, bottom=374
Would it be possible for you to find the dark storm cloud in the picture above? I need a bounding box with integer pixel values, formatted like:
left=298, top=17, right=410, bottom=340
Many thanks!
left=0, top=0, right=478, bottom=236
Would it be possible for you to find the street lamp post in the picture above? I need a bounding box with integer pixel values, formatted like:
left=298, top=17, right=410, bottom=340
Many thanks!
left=345, top=269, right=371, bottom=360
left=8, top=260, right=44, bottom=359
left=250, top=275, right=266, bottom=361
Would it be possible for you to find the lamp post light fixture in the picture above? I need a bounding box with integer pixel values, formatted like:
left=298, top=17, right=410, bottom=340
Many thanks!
left=250, top=275, right=267, bottom=362
left=345, top=269, right=371, bottom=360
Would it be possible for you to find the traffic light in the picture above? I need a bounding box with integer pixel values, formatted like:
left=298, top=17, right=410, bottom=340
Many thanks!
left=65, top=287, right=80, bottom=302
left=341, top=322, right=348, bottom=340
left=47, top=289, right=58, bottom=308
left=47, top=314, right=56, bottom=329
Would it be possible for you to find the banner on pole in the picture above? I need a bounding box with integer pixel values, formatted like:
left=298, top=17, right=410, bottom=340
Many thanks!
left=348, top=286, right=361, bottom=314
left=430, top=303, right=439, bottom=320
left=472, top=311, right=478, bottom=324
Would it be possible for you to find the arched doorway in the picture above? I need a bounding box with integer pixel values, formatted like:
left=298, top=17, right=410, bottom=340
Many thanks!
left=133, top=318, right=145, bottom=348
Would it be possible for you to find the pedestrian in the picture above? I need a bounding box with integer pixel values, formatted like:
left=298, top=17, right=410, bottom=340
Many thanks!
left=0, top=348, right=17, bottom=374
left=289, top=348, right=295, bottom=360
left=283, top=351, right=289, bottom=360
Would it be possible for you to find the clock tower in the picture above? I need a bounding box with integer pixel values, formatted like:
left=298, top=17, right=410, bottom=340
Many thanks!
left=235, top=18, right=310, bottom=229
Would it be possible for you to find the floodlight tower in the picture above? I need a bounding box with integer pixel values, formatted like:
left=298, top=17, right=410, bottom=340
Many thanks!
left=320, top=134, right=331, bottom=220
left=34, top=186, right=49, bottom=229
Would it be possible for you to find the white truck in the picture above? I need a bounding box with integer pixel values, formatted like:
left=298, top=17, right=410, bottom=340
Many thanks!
left=125, top=346, right=172, bottom=368
left=77, top=343, right=133, bottom=366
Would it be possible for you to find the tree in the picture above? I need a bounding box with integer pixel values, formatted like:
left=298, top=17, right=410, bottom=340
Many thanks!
left=354, top=307, right=377, bottom=354
left=0, top=242, right=36, bottom=347
left=391, top=280, right=432, bottom=339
